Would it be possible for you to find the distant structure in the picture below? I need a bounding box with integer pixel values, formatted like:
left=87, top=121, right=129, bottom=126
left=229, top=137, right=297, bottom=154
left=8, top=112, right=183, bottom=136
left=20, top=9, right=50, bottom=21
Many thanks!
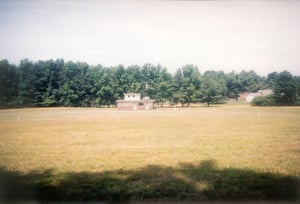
left=246, top=92, right=261, bottom=102
left=238, top=92, right=249, bottom=101
left=116, top=93, right=155, bottom=110
left=245, top=89, right=273, bottom=102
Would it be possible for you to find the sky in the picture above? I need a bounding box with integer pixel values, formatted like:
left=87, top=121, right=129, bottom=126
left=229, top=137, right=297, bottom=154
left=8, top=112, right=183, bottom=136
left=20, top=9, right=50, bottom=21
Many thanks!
left=0, top=0, right=299, bottom=76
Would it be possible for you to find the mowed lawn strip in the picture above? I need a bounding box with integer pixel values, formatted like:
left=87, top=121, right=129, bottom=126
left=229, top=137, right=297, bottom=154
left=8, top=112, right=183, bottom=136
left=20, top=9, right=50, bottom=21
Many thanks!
left=0, top=106, right=299, bottom=201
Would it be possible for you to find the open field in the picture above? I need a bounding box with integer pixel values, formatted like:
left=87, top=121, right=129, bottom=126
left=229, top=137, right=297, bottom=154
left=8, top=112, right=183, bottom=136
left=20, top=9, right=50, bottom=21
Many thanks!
left=0, top=106, right=299, bottom=201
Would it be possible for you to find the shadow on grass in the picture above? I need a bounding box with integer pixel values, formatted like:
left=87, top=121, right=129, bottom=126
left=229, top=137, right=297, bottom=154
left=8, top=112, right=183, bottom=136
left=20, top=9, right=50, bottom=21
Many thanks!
left=0, top=160, right=299, bottom=202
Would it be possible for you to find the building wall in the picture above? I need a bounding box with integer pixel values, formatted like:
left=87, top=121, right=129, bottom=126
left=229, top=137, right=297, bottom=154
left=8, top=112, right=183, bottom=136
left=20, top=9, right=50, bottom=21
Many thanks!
left=124, top=93, right=141, bottom=101
left=238, top=92, right=249, bottom=101
left=117, top=100, right=154, bottom=110
left=246, top=94, right=255, bottom=102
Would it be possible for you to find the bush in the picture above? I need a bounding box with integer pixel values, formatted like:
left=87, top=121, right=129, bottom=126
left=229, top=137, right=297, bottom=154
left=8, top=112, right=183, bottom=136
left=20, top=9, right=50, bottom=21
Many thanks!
left=293, top=97, right=300, bottom=106
left=251, top=96, right=276, bottom=106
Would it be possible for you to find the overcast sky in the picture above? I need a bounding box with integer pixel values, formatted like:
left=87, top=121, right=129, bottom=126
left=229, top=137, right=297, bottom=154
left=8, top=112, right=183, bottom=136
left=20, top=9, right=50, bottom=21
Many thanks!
left=0, top=0, right=299, bottom=76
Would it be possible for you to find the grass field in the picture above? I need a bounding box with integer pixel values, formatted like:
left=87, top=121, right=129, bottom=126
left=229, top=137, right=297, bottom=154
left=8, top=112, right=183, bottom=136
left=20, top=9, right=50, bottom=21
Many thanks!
left=0, top=105, right=299, bottom=201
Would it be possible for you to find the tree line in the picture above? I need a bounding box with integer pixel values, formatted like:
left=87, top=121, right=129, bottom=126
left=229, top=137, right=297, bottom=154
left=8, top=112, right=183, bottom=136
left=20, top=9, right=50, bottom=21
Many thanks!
left=0, top=59, right=299, bottom=108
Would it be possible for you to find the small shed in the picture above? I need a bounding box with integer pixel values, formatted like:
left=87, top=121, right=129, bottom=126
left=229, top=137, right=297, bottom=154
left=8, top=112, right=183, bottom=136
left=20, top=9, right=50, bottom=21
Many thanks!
left=116, top=93, right=155, bottom=110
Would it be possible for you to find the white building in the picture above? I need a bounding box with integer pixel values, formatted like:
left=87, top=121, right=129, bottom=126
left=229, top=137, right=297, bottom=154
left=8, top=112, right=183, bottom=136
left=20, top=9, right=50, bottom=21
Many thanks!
left=246, top=89, right=273, bottom=102
left=116, top=93, right=155, bottom=110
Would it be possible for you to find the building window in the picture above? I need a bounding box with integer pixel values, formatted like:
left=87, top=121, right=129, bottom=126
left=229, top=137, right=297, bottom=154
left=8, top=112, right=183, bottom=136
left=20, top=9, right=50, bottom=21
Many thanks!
left=138, top=103, right=144, bottom=106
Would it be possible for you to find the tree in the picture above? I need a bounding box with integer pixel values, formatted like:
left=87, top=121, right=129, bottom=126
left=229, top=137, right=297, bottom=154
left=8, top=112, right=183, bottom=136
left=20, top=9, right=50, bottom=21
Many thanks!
left=225, top=71, right=242, bottom=100
left=181, top=65, right=201, bottom=105
left=0, top=60, right=18, bottom=106
left=172, top=68, right=186, bottom=106
left=147, top=66, right=173, bottom=107
left=273, top=71, right=297, bottom=105
left=96, top=86, right=115, bottom=107
left=34, top=59, right=64, bottom=106
left=200, top=71, right=227, bottom=107
left=294, top=76, right=300, bottom=101
left=17, top=59, right=36, bottom=106
left=126, top=65, right=143, bottom=93
left=60, top=61, right=90, bottom=106
left=171, top=65, right=201, bottom=107
left=1, top=58, right=299, bottom=108
left=140, top=63, right=160, bottom=99
left=266, top=72, right=279, bottom=89
left=111, top=64, right=129, bottom=100
left=239, top=70, right=265, bottom=92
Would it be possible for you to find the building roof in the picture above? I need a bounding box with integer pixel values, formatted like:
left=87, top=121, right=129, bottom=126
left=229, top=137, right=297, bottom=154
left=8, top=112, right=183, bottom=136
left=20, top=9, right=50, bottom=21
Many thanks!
left=258, top=89, right=273, bottom=96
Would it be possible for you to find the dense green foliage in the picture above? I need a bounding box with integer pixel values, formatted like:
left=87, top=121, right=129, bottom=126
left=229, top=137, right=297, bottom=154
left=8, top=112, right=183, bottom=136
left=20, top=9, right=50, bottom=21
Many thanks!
left=251, top=96, right=276, bottom=106
left=0, top=59, right=299, bottom=107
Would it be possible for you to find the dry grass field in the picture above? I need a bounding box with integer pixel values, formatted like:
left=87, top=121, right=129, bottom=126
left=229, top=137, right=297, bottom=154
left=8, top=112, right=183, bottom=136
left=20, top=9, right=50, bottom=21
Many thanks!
left=0, top=105, right=299, bottom=201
